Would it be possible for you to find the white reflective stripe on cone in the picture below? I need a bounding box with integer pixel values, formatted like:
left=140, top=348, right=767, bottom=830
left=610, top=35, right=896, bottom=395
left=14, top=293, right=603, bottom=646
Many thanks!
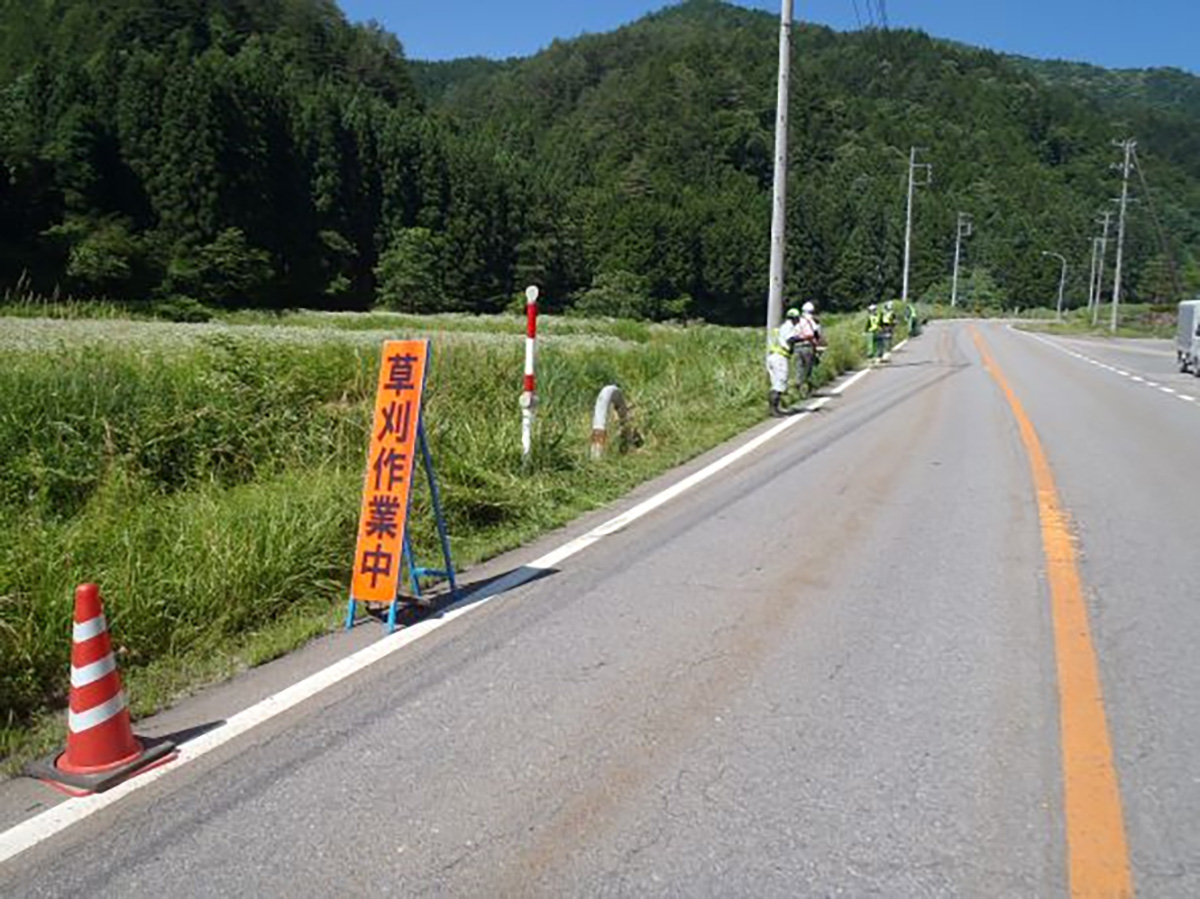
left=73, top=615, right=107, bottom=642
left=70, top=654, right=117, bottom=689
left=68, top=692, right=127, bottom=734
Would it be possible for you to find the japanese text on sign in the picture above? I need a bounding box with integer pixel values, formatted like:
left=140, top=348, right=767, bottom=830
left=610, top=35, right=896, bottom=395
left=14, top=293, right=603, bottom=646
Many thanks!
left=351, top=340, right=429, bottom=605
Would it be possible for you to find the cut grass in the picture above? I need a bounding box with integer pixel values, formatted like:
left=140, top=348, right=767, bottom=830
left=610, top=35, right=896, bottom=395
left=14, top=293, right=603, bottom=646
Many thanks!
left=0, top=310, right=871, bottom=771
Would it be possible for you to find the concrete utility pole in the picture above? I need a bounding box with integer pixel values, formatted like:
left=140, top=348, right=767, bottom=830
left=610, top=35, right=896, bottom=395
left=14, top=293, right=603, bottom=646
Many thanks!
left=1093, top=210, right=1113, bottom=327
left=902, top=147, right=933, bottom=305
left=1042, top=251, right=1068, bottom=321
left=951, top=212, right=972, bottom=308
left=765, top=0, right=794, bottom=350
left=1087, top=237, right=1100, bottom=314
left=1111, top=138, right=1136, bottom=333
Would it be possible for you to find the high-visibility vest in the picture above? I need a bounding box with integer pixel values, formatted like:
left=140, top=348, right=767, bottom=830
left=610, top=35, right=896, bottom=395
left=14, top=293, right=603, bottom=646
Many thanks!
left=881, top=306, right=896, bottom=326
left=772, top=320, right=798, bottom=356
left=866, top=312, right=881, bottom=332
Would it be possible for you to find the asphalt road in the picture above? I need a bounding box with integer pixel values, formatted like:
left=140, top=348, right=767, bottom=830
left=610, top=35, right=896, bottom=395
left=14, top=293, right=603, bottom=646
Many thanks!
left=3, top=321, right=1198, bottom=896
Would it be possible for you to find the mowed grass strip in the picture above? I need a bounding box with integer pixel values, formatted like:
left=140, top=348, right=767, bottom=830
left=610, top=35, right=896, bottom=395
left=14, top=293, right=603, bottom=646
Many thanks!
left=0, top=311, right=868, bottom=769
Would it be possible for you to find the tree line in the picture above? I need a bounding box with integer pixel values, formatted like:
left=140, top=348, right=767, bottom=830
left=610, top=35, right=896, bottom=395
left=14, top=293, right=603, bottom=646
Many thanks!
left=1, top=0, right=1198, bottom=323
left=0, top=0, right=522, bottom=316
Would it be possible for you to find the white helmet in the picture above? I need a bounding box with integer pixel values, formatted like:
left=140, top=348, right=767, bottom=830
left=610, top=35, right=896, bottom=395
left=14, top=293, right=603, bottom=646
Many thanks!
left=802, top=302, right=815, bottom=314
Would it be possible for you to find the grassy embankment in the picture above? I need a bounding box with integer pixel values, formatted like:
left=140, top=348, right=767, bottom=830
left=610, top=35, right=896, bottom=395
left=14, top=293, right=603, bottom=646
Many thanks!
left=0, top=308, right=870, bottom=769
left=1012, top=303, right=1177, bottom=339
left=926, top=301, right=1178, bottom=340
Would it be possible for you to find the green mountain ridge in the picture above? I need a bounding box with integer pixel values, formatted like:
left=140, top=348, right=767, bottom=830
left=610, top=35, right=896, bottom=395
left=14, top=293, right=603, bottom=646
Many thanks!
left=1013, top=57, right=1200, bottom=120
left=412, top=0, right=1200, bottom=316
left=2, top=0, right=1197, bottom=321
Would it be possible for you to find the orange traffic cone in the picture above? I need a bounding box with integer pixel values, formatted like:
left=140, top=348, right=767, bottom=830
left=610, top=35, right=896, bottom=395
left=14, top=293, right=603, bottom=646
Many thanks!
left=26, top=584, right=176, bottom=794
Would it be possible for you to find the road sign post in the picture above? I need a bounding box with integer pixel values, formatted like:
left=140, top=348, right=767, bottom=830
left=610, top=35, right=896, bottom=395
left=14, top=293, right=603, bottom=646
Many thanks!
left=346, top=339, right=456, bottom=634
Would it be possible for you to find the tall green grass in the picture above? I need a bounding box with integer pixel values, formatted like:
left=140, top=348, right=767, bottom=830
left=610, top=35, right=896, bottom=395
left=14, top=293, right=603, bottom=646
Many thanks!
left=0, top=312, right=867, bottom=764
left=926, top=301, right=1178, bottom=340
left=1010, top=303, right=1177, bottom=339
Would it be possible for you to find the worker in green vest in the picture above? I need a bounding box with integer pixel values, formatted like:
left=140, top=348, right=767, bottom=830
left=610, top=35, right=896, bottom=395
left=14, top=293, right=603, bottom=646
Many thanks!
left=865, top=303, right=883, bottom=362
left=906, top=301, right=921, bottom=337
left=880, top=300, right=898, bottom=361
left=766, top=306, right=801, bottom=417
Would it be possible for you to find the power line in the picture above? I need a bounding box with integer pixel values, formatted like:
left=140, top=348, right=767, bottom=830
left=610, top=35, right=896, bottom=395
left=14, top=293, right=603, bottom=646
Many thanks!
left=1131, top=145, right=1185, bottom=302
left=1110, top=138, right=1135, bottom=333
left=902, top=146, right=933, bottom=304
left=859, top=0, right=889, bottom=30
left=1092, top=210, right=1113, bottom=326
left=952, top=212, right=973, bottom=308
left=856, top=0, right=882, bottom=31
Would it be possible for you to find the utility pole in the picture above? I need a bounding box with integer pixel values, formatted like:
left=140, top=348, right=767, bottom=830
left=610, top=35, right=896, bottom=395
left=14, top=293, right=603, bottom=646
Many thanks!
left=901, top=147, right=933, bottom=305
left=1111, top=138, right=1136, bottom=333
left=1087, top=237, right=1100, bottom=314
left=1093, top=210, right=1113, bottom=327
left=951, top=212, right=972, bottom=308
left=765, top=0, right=793, bottom=351
left=1041, top=251, right=1068, bottom=321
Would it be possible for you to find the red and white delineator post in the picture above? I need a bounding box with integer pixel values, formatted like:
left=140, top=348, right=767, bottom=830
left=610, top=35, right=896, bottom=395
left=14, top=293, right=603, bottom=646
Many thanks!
left=520, top=285, right=539, bottom=459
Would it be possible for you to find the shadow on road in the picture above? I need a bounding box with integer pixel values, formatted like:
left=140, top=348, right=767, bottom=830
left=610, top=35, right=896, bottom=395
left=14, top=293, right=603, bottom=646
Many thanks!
left=351, top=566, right=561, bottom=632
left=155, top=720, right=226, bottom=747
left=446, top=566, right=559, bottom=612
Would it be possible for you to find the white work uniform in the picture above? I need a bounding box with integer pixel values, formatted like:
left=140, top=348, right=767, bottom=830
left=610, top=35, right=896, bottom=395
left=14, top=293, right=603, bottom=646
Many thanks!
left=766, top=319, right=798, bottom=392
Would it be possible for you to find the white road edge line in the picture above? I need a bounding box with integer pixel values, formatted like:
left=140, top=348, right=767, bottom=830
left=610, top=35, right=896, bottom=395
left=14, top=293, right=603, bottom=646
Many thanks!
left=0, top=343, right=904, bottom=865
left=1021, top=330, right=1200, bottom=410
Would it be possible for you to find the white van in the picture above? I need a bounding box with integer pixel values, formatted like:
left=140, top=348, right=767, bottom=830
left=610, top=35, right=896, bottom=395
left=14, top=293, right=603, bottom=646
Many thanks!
left=1178, top=300, right=1200, bottom=374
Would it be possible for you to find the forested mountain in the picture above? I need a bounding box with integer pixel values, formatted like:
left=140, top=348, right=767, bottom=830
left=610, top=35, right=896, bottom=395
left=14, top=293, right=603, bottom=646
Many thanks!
left=1016, top=58, right=1200, bottom=121
left=1016, top=57, right=1200, bottom=187
left=0, top=0, right=516, bottom=313
left=2, top=0, right=1199, bottom=322
left=412, top=0, right=1200, bottom=318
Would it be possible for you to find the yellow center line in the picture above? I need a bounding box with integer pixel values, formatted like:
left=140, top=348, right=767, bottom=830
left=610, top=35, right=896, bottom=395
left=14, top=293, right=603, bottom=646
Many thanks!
left=971, top=326, right=1133, bottom=897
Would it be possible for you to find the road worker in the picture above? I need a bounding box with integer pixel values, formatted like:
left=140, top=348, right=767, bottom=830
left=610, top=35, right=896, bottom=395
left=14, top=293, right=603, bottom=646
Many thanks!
left=793, top=301, right=823, bottom=395
left=906, top=301, right=921, bottom=337
left=766, top=306, right=801, bottom=417
left=865, top=303, right=883, bottom=362
left=880, top=300, right=898, bottom=360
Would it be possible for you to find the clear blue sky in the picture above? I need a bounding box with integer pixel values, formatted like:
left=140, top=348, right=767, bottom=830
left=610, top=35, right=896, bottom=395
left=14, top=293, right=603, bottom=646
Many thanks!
left=339, top=1, right=1197, bottom=73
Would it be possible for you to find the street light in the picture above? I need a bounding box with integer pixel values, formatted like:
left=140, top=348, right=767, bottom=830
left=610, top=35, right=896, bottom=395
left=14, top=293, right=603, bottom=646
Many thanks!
left=1041, top=251, right=1068, bottom=322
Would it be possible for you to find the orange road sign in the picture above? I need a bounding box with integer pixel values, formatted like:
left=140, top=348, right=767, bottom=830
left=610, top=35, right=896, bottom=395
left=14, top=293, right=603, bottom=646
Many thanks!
left=350, top=340, right=429, bottom=605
